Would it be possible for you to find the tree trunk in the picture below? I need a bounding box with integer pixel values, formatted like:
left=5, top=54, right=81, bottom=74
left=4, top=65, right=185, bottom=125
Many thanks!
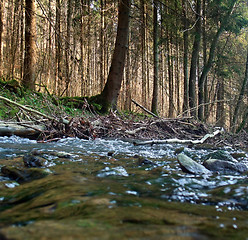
left=124, top=34, right=131, bottom=111
left=140, top=0, right=147, bottom=107
left=97, top=0, right=130, bottom=112
left=80, top=0, right=86, bottom=96
left=232, top=47, right=248, bottom=131
left=182, top=0, right=189, bottom=115
left=100, top=0, right=105, bottom=91
left=188, top=0, right=201, bottom=118
left=65, top=0, right=72, bottom=96
left=55, top=0, right=62, bottom=94
left=198, top=0, right=237, bottom=120
left=20, top=0, right=25, bottom=79
left=87, top=0, right=91, bottom=95
left=202, top=0, right=209, bottom=119
left=23, top=0, right=36, bottom=90
left=167, top=34, right=174, bottom=118
left=216, top=78, right=225, bottom=126
left=10, top=0, right=20, bottom=78
left=0, top=0, right=3, bottom=76
left=151, top=0, right=159, bottom=115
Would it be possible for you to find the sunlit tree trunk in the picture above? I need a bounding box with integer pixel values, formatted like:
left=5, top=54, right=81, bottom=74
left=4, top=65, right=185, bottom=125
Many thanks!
left=80, top=0, right=86, bottom=96
left=65, top=0, right=72, bottom=96
left=167, top=34, right=174, bottom=117
left=0, top=0, right=3, bottom=76
left=6, top=0, right=14, bottom=77
left=151, top=0, right=159, bottom=115
left=23, top=0, right=36, bottom=90
left=47, top=0, right=52, bottom=88
left=87, top=0, right=91, bottom=95
left=10, top=0, right=20, bottom=78
left=55, top=0, right=62, bottom=94
left=19, top=0, right=24, bottom=79
left=100, top=0, right=105, bottom=91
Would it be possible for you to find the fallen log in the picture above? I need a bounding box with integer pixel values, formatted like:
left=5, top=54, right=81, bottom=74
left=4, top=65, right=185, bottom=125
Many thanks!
left=0, top=122, right=45, bottom=137
left=133, top=128, right=224, bottom=146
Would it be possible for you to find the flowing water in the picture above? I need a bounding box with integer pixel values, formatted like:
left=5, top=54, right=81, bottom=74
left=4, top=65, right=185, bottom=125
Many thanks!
left=0, top=136, right=247, bottom=239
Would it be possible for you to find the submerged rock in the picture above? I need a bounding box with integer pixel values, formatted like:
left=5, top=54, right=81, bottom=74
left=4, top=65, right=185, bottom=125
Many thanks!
left=136, top=156, right=157, bottom=166
left=177, top=153, right=211, bottom=175
left=23, top=154, right=46, bottom=168
left=1, top=166, right=50, bottom=183
left=203, top=158, right=248, bottom=173
left=97, top=166, right=129, bottom=177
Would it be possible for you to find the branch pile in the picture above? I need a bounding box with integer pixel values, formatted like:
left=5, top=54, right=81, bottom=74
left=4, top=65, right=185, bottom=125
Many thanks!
left=1, top=95, right=248, bottom=148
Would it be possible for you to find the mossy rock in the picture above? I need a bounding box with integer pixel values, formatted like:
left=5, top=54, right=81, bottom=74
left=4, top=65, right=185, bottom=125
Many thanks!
left=1, top=166, right=50, bottom=183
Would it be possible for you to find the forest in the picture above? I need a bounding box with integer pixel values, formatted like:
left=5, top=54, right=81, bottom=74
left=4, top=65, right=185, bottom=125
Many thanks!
left=0, top=0, right=248, bottom=132
left=1, top=1, right=248, bottom=239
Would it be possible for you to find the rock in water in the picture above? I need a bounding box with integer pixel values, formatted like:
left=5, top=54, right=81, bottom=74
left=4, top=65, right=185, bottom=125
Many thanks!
left=177, top=153, right=211, bottom=175
left=23, top=153, right=46, bottom=168
left=203, top=158, right=248, bottom=174
left=204, top=150, right=237, bottom=163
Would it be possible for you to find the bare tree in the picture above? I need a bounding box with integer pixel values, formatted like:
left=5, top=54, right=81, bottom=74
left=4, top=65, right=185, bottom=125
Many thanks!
left=94, top=0, right=131, bottom=112
left=151, top=0, right=159, bottom=115
left=188, top=0, right=201, bottom=118
left=23, top=0, right=36, bottom=90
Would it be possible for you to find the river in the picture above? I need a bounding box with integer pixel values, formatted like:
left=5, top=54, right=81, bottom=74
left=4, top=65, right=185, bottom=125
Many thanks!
left=0, top=136, right=247, bottom=239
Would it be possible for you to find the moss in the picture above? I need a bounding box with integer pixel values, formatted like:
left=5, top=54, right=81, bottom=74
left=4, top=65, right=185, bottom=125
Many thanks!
left=89, top=94, right=112, bottom=114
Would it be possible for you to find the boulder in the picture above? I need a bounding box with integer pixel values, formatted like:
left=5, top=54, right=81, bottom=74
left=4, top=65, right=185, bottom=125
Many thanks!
left=177, top=153, right=211, bottom=175
left=203, top=158, right=248, bottom=173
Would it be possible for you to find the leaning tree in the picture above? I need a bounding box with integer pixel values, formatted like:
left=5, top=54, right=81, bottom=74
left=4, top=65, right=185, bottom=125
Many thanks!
left=92, top=0, right=130, bottom=113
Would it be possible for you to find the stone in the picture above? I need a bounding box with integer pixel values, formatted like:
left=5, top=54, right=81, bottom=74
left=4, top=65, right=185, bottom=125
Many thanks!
left=177, top=153, right=211, bottom=175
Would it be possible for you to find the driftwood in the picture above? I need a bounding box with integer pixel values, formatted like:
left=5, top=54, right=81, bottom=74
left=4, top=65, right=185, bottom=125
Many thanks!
left=133, top=128, right=224, bottom=146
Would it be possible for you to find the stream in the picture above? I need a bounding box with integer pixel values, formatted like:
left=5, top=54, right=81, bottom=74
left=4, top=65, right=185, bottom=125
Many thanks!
left=0, top=136, right=247, bottom=239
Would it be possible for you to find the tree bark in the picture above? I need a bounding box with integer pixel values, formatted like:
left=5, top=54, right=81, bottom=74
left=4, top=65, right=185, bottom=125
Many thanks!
left=100, top=0, right=105, bottom=91
left=23, top=0, right=36, bottom=90
left=182, top=0, right=189, bottom=114
left=216, top=77, right=225, bottom=126
left=140, top=0, right=147, bottom=107
left=97, top=0, right=130, bottom=112
left=124, top=35, right=131, bottom=111
left=80, top=0, right=86, bottom=96
left=151, top=0, right=159, bottom=115
left=65, top=0, right=72, bottom=96
left=55, top=0, right=62, bottom=95
left=0, top=0, right=3, bottom=76
left=188, top=0, right=201, bottom=118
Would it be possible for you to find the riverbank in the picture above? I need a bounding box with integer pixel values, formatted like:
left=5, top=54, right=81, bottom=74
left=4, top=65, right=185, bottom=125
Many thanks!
left=0, top=83, right=247, bottom=149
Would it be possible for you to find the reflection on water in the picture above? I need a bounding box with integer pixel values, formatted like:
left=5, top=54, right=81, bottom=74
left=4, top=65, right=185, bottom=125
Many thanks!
left=0, top=136, right=247, bottom=239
